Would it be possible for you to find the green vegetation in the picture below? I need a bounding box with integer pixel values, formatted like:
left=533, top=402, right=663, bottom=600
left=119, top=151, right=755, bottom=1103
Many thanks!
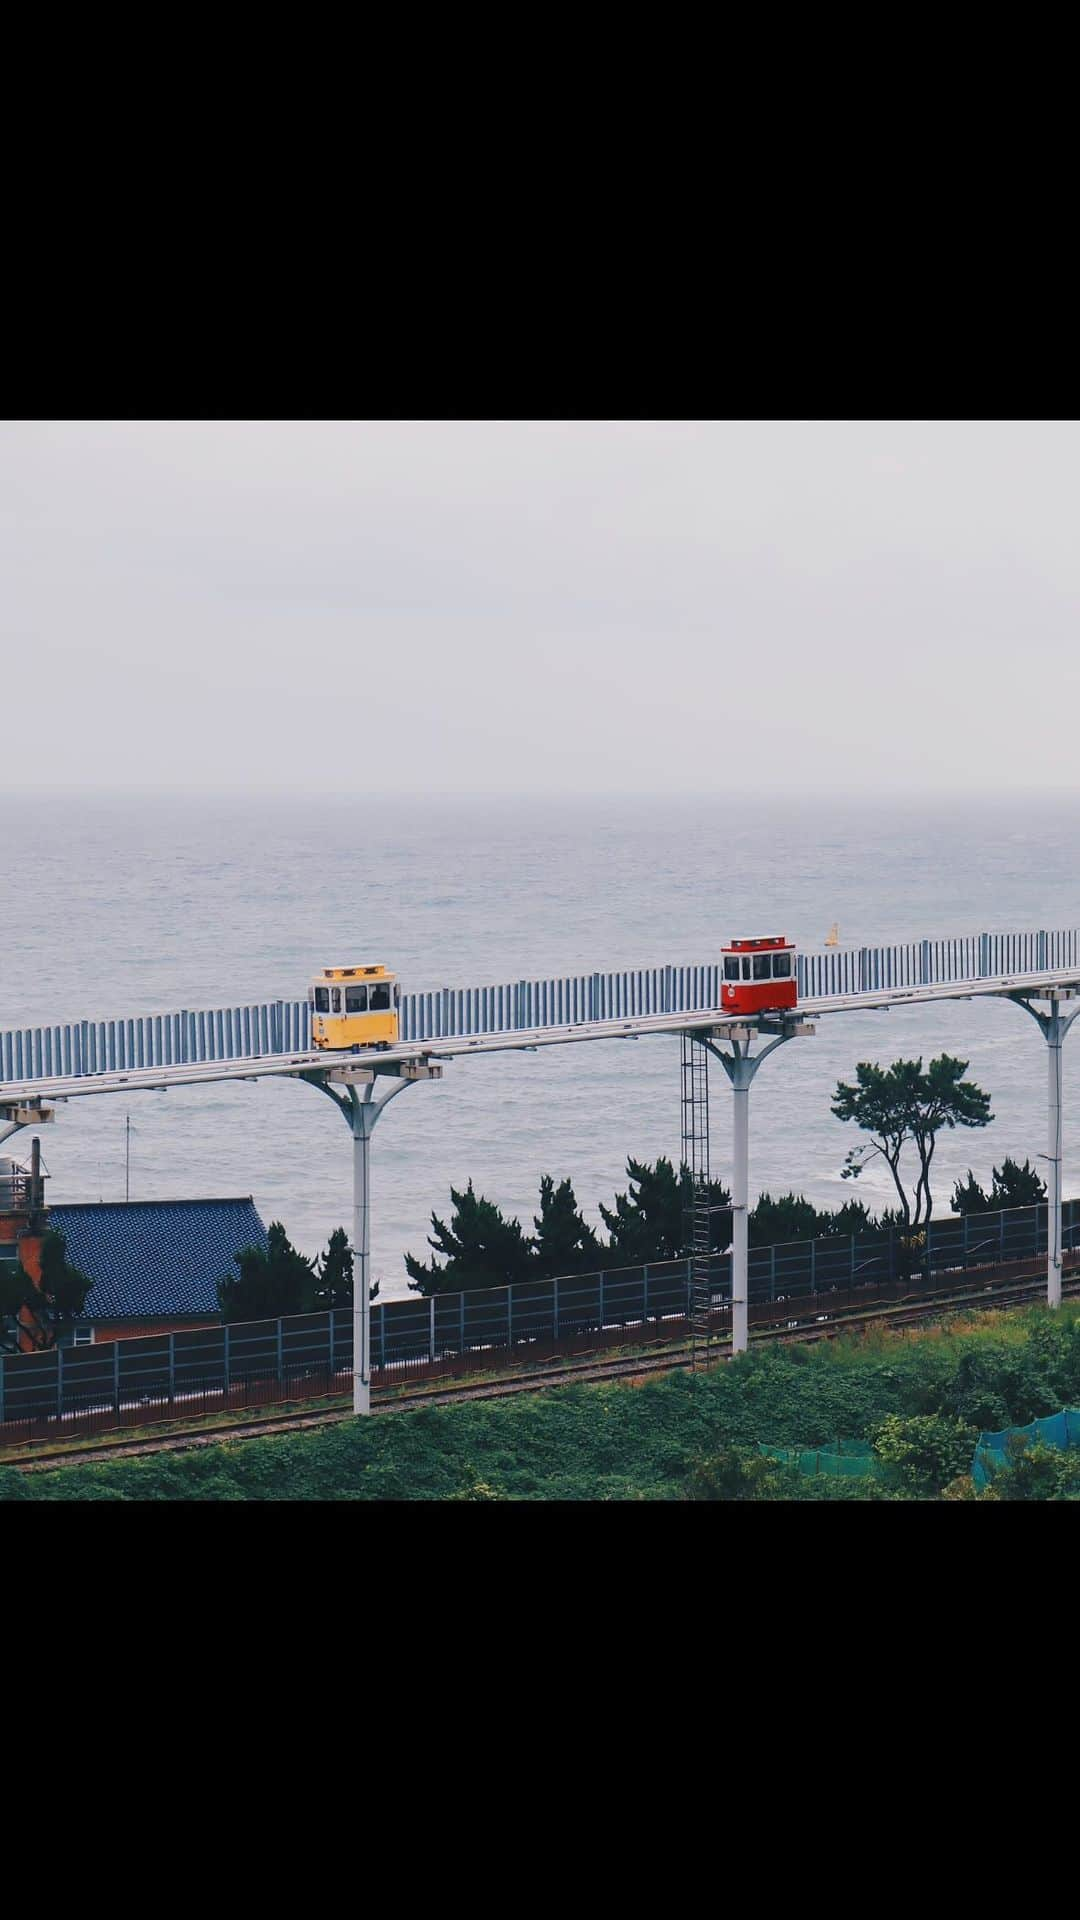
left=0, top=1229, right=93, bottom=1353
left=217, top=1222, right=377, bottom=1323
left=9, top=1302, right=1080, bottom=1501
left=399, top=1043, right=1024, bottom=1293
left=598, top=1158, right=731, bottom=1262
left=833, top=1053, right=993, bottom=1228
left=952, top=1156, right=1047, bottom=1215
left=403, top=1155, right=940, bottom=1295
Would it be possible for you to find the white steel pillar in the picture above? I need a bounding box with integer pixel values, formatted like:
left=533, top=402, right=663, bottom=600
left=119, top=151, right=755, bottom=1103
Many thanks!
left=731, top=1074, right=750, bottom=1355
left=306, top=1059, right=442, bottom=1416
left=706, top=1018, right=815, bottom=1355
left=1049, top=1008, right=1064, bottom=1309
left=1011, top=989, right=1079, bottom=1312
left=351, top=1098, right=376, bottom=1415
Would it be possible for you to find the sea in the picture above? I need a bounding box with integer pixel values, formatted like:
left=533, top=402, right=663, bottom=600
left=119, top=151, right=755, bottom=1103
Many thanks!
left=3, top=791, right=1078, bottom=1299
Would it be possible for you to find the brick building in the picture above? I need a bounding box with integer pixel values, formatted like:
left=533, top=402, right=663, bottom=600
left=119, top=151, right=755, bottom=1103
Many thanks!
left=50, top=1197, right=270, bottom=1344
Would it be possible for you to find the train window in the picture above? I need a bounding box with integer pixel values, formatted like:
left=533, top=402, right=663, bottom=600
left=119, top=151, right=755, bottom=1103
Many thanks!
left=345, top=985, right=368, bottom=1013
left=723, top=958, right=740, bottom=982
left=314, top=988, right=330, bottom=1013
left=741, top=957, right=752, bottom=980
left=331, top=988, right=342, bottom=1013
left=753, top=954, right=772, bottom=981
left=369, top=983, right=391, bottom=1011
left=773, top=952, right=792, bottom=977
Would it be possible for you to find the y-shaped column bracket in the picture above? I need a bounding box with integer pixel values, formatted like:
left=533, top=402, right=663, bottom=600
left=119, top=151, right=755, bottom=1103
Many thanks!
left=303, top=1059, right=442, bottom=1413
left=0, top=1101, right=55, bottom=1148
left=703, top=1017, right=815, bottom=1354
left=1009, top=990, right=1080, bottom=1309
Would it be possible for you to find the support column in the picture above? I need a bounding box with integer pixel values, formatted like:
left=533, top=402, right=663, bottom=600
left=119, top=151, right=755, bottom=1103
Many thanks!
left=731, top=1075, right=750, bottom=1356
left=1010, top=989, right=1080, bottom=1312
left=1049, top=1008, right=1064, bottom=1308
left=706, top=1017, right=815, bottom=1356
left=305, top=1058, right=443, bottom=1417
left=352, top=1100, right=375, bottom=1414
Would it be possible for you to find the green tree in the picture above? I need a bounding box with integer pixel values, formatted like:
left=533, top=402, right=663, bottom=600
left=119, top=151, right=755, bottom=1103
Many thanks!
left=404, top=1180, right=535, bottom=1297
left=816, top=1197, right=881, bottom=1239
left=951, top=1170, right=990, bottom=1215
left=0, top=1230, right=93, bottom=1352
left=311, top=1226, right=379, bottom=1309
left=533, top=1175, right=602, bottom=1277
left=217, top=1222, right=318, bottom=1323
left=991, top=1156, right=1047, bottom=1210
left=750, top=1192, right=819, bottom=1248
left=953, top=1157, right=1047, bottom=1216
left=599, top=1157, right=731, bottom=1263
left=832, top=1054, right=993, bottom=1230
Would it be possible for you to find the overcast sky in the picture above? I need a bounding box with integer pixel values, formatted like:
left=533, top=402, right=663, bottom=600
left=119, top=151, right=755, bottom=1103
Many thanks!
left=2, top=420, right=1077, bottom=794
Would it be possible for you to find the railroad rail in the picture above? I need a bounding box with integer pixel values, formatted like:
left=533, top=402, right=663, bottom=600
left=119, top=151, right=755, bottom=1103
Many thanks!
left=10, top=1263, right=1078, bottom=1475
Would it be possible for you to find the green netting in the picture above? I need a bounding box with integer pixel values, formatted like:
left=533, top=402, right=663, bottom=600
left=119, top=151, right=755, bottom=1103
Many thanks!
left=760, top=1441, right=882, bottom=1479
left=972, top=1406, right=1080, bottom=1487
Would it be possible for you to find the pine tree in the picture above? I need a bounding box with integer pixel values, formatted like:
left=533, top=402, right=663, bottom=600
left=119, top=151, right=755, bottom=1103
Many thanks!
left=533, top=1174, right=602, bottom=1277
left=404, top=1180, right=535, bottom=1297
left=833, top=1054, right=993, bottom=1228
left=599, top=1157, right=731, bottom=1262
left=952, top=1170, right=991, bottom=1215
left=217, top=1222, right=318, bottom=1323
left=749, top=1192, right=820, bottom=1248
left=312, top=1226, right=379, bottom=1307
left=817, top=1198, right=879, bottom=1239
left=990, top=1157, right=1047, bottom=1210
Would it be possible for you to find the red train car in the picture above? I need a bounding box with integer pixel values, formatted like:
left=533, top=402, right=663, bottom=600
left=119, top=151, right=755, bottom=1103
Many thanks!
left=721, top=936, right=798, bottom=1014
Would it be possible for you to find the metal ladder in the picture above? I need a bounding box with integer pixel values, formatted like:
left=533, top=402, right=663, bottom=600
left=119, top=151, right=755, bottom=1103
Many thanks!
left=680, top=1033, right=713, bottom=1364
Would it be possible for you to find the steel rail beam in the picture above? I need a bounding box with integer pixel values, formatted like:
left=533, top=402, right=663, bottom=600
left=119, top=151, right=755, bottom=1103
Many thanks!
left=1, top=965, right=1079, bottom=1106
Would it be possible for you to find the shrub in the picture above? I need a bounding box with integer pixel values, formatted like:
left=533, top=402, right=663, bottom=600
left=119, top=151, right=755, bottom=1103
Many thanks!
left=872, top=1413, right=978, bottom=1496
left=989, top=1439, right=1080, bottom=1501
left=683, top=1448, right=795, bottom=1501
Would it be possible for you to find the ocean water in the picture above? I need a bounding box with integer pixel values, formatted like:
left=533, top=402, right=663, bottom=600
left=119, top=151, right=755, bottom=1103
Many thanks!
left=3, top=791, right=1079, bottom=1298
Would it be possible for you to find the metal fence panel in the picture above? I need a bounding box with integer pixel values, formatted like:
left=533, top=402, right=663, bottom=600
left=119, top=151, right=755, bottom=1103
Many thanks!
left=4, top=926, right=1080, bottom=1082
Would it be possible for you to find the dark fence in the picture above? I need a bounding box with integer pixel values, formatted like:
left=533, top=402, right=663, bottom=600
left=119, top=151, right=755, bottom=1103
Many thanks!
left=2, top=1198, right=1078, bottom=1446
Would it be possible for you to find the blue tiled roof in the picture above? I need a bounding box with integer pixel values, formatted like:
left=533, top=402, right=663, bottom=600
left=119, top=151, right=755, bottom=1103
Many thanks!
left=49, top=1199, right=270, bottom=1320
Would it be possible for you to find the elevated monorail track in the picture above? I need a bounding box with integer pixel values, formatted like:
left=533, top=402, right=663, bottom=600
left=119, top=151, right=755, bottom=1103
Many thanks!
left=1, top=964, right=1078, bottom=1108
left=2, top=931, right=1078, bottom=1402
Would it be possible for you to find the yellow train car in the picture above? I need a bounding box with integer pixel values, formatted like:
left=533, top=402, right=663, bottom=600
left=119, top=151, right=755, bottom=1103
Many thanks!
left=310, top=964, right=400, bottom=1051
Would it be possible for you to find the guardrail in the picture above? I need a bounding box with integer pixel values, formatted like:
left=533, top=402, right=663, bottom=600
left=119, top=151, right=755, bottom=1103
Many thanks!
left=1, top=926, right=1078, bottom=1082
left=2, top=1197, right=1076, bottom=1441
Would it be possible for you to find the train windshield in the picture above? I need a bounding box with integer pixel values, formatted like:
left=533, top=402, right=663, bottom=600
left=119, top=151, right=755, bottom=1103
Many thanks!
left=314, top=987, right=330, bottom=1013
left=773, top=952, right=792, bottom=977
left=369, top=983, right=391, bottom=1011
left=724, top=958, right=740, bottom=981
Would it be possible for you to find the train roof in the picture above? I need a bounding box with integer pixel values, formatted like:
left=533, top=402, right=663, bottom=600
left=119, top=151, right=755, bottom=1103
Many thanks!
left=315, top=964, right=395, bottom=981
left=723, top=936, right=793, bottom=951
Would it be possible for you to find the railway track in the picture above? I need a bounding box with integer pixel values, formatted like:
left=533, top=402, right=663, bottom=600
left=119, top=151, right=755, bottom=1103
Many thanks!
left=9, top=1265, right=1079, bottom=1474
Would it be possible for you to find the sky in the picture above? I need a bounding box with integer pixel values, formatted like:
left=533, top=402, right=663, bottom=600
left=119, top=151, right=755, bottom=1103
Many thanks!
left=2, top=419, right=1078, bottom=794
